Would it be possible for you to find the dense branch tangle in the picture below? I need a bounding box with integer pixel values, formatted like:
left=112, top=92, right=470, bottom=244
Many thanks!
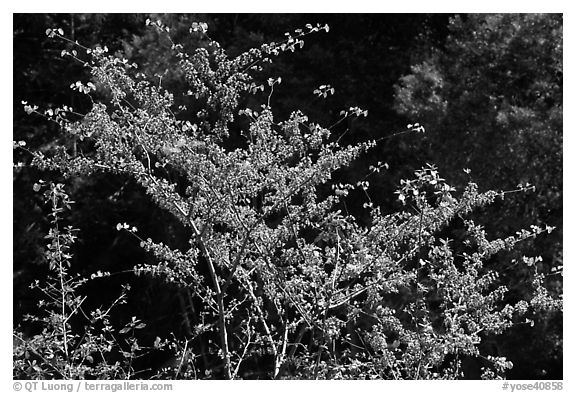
left=22, top=21, right=561, bottom=380
left=31, top=23, right=376, bottom=379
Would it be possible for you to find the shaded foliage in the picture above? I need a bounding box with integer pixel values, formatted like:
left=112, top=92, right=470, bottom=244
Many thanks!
left=393, top=14, right=562, bottom=378
left=13, top=14, right=562, bottom=379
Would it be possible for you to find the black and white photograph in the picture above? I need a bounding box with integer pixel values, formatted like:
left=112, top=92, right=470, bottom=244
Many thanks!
left=12, top=12, right=564, bottom=385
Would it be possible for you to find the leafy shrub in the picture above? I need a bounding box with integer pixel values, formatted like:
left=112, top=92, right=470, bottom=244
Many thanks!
left=14, top=19, right=561, bottom=379
left=13, top=182, right=163, bottom=379
left=393, top=14, right=563, bottom=378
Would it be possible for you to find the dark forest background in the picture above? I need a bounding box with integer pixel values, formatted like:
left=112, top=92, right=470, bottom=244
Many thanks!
left=13, top=14, right=562, bottom=379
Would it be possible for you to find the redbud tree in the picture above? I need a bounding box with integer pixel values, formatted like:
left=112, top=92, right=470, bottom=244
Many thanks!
left=14, top=20, right=561, bottom=379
